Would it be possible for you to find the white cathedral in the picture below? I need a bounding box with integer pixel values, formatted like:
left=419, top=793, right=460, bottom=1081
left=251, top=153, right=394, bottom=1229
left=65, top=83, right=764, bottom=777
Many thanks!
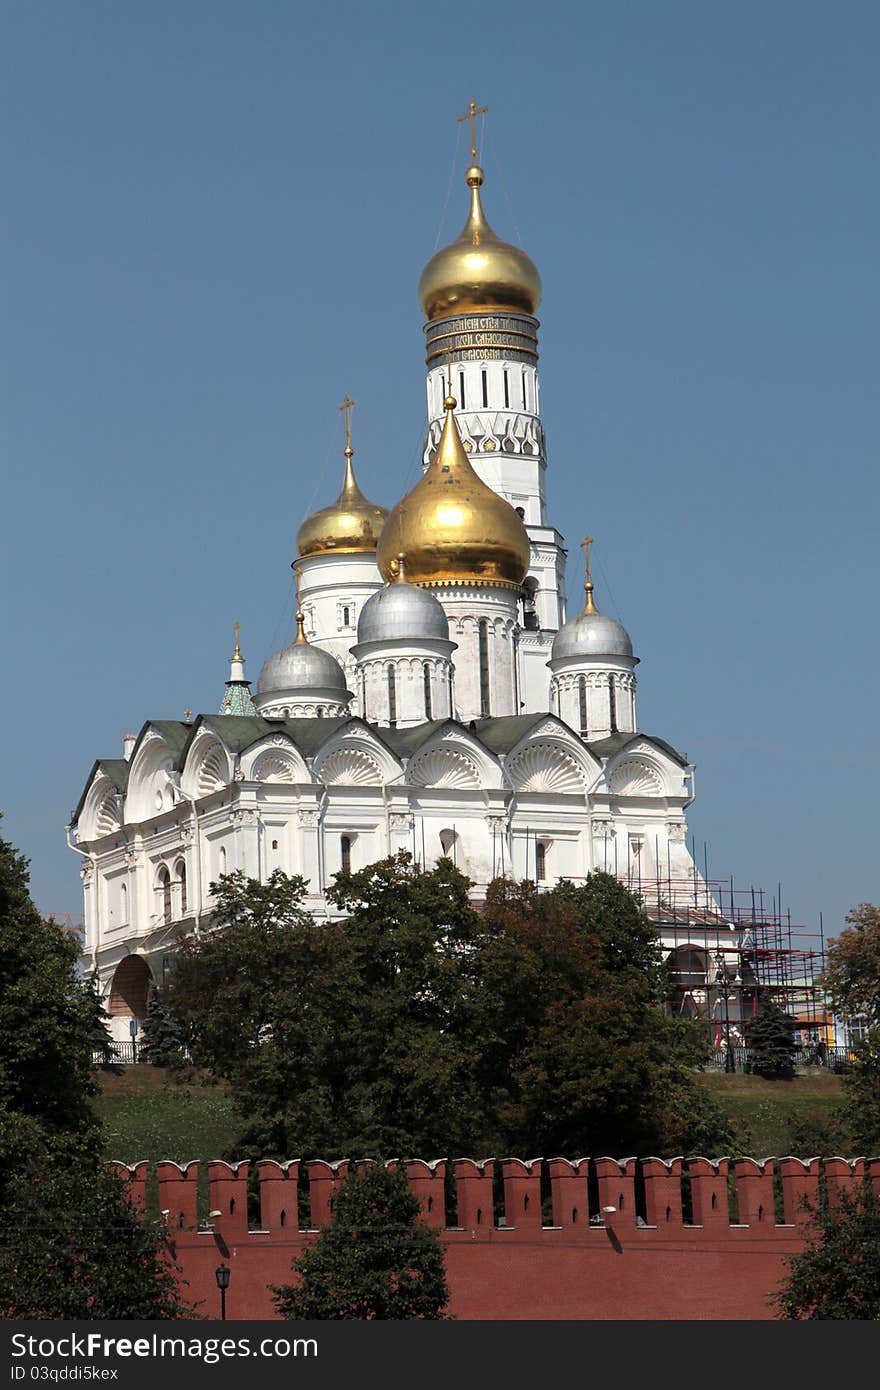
left=71, top=113, right=742, bottom=1039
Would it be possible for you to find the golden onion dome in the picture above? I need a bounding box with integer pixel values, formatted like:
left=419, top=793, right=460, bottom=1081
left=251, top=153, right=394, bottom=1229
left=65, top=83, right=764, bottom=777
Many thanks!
left=296, top=447, right=389, bottom=558
left=377, top=395, right=531, bottom=589
left=419, top=165, right=542, bottom=322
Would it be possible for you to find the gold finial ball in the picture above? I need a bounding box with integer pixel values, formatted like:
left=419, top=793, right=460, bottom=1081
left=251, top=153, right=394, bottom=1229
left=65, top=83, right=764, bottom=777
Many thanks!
left=344, top=445, right=354, bottom=458
left=465, top=164, right=484, bottom=188
left=444, top=394, right=457, bottom=410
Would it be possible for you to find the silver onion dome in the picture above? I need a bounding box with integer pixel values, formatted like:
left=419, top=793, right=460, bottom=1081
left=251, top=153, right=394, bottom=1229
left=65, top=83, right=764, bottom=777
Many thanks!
left=257, top=623, right=349, bottom=696
left=357, top=574, right=449, bottom=644
left=552, top=609, right=634, bottom=662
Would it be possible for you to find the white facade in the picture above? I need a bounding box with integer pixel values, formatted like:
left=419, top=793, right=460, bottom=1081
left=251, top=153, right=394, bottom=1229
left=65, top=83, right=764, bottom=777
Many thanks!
left=69, top=147, right=744, bottom=1042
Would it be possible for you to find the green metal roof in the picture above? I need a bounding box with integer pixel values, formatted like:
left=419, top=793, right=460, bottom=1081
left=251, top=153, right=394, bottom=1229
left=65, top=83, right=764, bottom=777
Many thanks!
left=589, top=731, right=689, bottom=766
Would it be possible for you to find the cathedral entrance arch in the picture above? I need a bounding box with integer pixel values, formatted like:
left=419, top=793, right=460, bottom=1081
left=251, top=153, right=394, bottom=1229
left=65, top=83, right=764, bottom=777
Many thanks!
left=665, top=946, right=709, bottom=1019
left=108, top=955, right=153, bottom=1026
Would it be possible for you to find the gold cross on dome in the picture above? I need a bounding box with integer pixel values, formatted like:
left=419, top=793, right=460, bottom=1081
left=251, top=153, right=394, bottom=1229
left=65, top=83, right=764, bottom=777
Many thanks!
left=338, top=393, right=356, bottom=449
left=457, top=99, right=489, bottom=160
left=232, top=619, right=241, bottom=660
left=580, top=533, right=595, bottom=583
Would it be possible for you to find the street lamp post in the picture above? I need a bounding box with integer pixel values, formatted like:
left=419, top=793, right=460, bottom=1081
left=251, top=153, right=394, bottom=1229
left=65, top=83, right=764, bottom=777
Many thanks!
left=215, top=1262, right=230, bottom=1321
left=715, top=953, right=736, bottom=1073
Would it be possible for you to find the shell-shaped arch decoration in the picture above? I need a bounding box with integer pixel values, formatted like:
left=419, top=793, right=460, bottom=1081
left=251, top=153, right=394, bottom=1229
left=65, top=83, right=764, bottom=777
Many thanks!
left=196, top=744, right=229, bottom=797
left=508, top=743, right=585, bottom=794
left=252, top=752, right=297, bottom=784
left=317, top=748, right=383, bottom=787
left=408, top=749, right=480, bottom=790
left=95, top=789, right=120, bottom=837
left=608, top=759, right=663, bottom=796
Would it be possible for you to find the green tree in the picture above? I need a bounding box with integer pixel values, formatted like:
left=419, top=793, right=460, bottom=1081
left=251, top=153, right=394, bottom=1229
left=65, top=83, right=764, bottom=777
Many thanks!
left=471, top=876, right=731, bottom=1156
left=821, top=903, right=880, bottom=1024
left=170, top=857, right=483, bottom=1158
left=272, top=1163, right=449, bottom=1320
left=840, top=1027, right=880, bottom=1154
left=0, top=818, right=101, bottom=1182
left=0, top=1167, right=194, bottom=1319
left=139, top=989, right=186, bottom=1068
left=772, top=1182, right=880, bottom=1320
left=82, top=969, right=114, bottom=1068
left=746, top=997, right=797, bottom=1079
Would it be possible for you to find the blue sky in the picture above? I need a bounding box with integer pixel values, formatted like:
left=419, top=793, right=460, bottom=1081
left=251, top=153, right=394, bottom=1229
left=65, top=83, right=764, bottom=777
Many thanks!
left=3, top=1, right=877, bottom=945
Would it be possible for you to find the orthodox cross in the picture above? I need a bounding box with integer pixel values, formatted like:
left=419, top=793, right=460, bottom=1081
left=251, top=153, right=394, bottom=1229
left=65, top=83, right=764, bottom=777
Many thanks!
left=445, top=343, right=454, bottom=399
left=580, top=534, right=595, bottom=585
left=457, top=99, right=488, bottom=160
left=339, top=393, right=356, bottom=450
left=232, top=619, right=241, bottom=660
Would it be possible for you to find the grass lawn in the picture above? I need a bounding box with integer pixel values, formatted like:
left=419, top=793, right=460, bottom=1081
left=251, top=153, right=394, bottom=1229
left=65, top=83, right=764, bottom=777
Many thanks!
left=93, top=1065, right=850, bottom=1166
left=695, top=1071, right=847, bottom=1155
left=94, top=1067, right=238, bottom=1164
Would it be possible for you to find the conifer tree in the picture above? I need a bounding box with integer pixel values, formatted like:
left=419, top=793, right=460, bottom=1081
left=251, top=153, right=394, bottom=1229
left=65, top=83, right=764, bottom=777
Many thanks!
left=272, top=1163, right=449, bottom=1320
left=746, top=996, right=797, bottom=1079
left=82, top=969, right=114, bottom=1067
left=139, top=989, right=185, bottom=1068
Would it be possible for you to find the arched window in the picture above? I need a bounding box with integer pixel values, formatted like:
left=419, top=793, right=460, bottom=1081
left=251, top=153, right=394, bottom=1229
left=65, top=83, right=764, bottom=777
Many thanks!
left=119, top=882, right=128, bottom=925
left=158, top=866, right=172, bottom=924
left=609, top=676, right=618, bottom=733
left=458, top=370, right=466, bottom=408
left=439, top=828, right=456, bottom=858
left=535, top=840, right=547, bottom=882
left=478, top=620, right=490, bottom=717
left=218, top=845, right=227, bottom=877
left=175, top=861, right=187, bottom=915
left=423, top=664, right=433, bottom=720
left=578, top=676, right=588, bottom=736
left=342, top=606, right=350, bottom=627
left=340, top=835, right=352, bottom=875
left=503, top=368, right=510, bottom=408
left=387, top=666, right=397, bottom=726
left=481, top=369, right=488, bottom=408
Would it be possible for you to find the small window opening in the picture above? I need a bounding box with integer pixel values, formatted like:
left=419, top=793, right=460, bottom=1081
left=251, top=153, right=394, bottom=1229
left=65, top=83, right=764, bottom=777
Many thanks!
left=572, top=1207, right=578, bottom=1224
left=481, top=369, right=488, bottom=408
left=478, top=619, right=490, bottom=717
left=280, top=1209, right=286, bottom=1228
left=476, top=1207, right=482, bottom=1225
left=578, top=676, right=589, bottom=736
left=342, top=606, right=350, bottom=627
left=523, top=1194, right=529, bottom=1211
left=427, top=1196, right=433, bottom=1213
left=503, top=369, right=510, bottom=408
left=757, top=1203, right=764, bottom=1222
left=120, top=882, right=128, bottom=925
left=423, top=663, right=432, bottom=720
left=159, top=867, right=172, bottom=924
left=609, top=676, right=618, bottom=733
left=272, top=839, right=278, bottom=850
left=387, top=666, right=397, bottom=725
left=340, top=835, right=352, bottom=875
left=521, top=369, right=527, bottom=410
left=515, top=505, right=525, bottom=518
left=618, top=1192, right=624, bottom=1211
left=459, top=371, right=466, bottom=408
left=711, top=1192, right=717, bottom=1210
left=535, top=841, right=547, bottom=882
left=665, top=1205, right=671, bottom=1223
left=229, top=1198, right=235, bottom=1216
left=176, top=862, right=187, bottom=915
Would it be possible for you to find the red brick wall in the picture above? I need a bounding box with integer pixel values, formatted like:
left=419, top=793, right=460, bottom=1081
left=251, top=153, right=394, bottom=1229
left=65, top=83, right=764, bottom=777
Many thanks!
left=109, top=1155, right=879, bottom=1321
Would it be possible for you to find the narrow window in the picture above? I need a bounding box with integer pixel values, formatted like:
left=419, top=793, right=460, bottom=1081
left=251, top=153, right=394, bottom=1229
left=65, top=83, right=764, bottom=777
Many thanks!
left=478, top=619, right=490, bottom=717
left=159, top=867, right=172, bottom=924
left=459, top=371, right=466, bottom=408
left=609, top=676, right=618, bottom=733
left=387, top=666, right=397, bottom=725
left=176, top=862, right=187, bottom=914
left=219, top=846, right=227, bottom=875
left=271, top=839, right=278, bottom=850
left=578, top=676, right=588, bottom=736
left=119, top=882, right=128, bottom=925
left=503, top=369, right=509, bottom=408
left=521, top=369, right=527, bottom=410
left=535, top=841, right=547, bottom=882
left=340, top=835, right=352, bottom=875
left=423, top=663, right=432, bottom=720
left=342, top=606, right=350, bottom=627
left=481, top=369, right=488, bottom=408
